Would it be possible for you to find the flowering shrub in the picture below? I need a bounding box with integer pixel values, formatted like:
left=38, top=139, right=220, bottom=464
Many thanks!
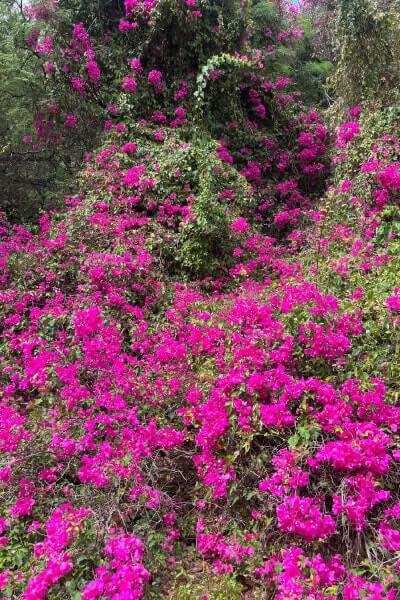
left=1, top=0, right=400, bottom=598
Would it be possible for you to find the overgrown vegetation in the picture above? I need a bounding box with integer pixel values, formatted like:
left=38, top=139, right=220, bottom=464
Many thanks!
left=1, top=1, right=400, bottom=598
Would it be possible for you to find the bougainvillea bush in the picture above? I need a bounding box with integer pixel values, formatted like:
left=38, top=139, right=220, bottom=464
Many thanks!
left=1, top=0, right=400, bottom=598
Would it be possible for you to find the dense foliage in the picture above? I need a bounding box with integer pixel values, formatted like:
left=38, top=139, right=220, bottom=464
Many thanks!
left=1, top=1, right=400, bottom=599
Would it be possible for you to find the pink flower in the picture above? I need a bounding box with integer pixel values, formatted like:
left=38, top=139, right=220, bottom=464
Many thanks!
left=35, top=35, right=53, bottom=55
left=22, top=557, right=73, bottom=599
left=0, top=571, right=9, bottom=592
left=44, top=61, right=55, bottom=74
left=124, top=0, right=139, bottom=15
left=122, top=75, right=137, bottom=93
left=387, top=294, right=400, bottom=312
left=348, top=104, right=361, bottom=118
left=87, top=60, right=101, bottom=82
left=277, top=495, right=336, bottom=541
left=121, top=142, right=138, bottom=154
left=378, top=163, right=400, bottom=190
left=336, top=121, right=360, bottom=148
left=217, top=143, right=233, bottom=164
left=123, top=164, right=146, bottom=187
left=148, top=70, right=162, bottom=86
left=71, top=76, right=87, bottom=95
left=129, top=58, right=143, bottom=72
left=83, top=533, right=150, bottom=599
left=119, top=19, right=138, bottom=33
left=174, top=106, right=186, bottom=120
left=230, top=218, right=250, bottom=235
left=0, top=520, right=8, bottom=536
left=64, top=114, right=78, bottom=128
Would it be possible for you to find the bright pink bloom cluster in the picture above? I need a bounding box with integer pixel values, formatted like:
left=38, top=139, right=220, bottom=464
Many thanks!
left=256, top=547, right=345, bottom=599
left=197, top=526, right=255, bottom=574
left=259, top=450, right=309, bottom=498
left=336, top=121, right=361, bottom=147
left=82, top=533, right=150, bottom=599
left=276, top=495, right=336, bottom=541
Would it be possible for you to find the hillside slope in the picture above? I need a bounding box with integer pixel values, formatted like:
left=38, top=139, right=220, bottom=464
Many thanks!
left=1, top=1, right=400, bottom=599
